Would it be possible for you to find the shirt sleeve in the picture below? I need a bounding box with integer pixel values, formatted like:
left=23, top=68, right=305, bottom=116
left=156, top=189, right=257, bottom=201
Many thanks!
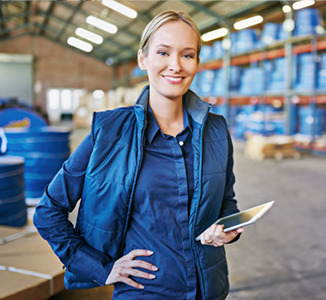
left=33, top=132, right=115, bottom=286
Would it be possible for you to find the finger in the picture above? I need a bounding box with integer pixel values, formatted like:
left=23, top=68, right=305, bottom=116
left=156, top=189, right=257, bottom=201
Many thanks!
left=127, top=249, right=154, bottom=259
left=200, top=233, right=207, bottom=245
left=129, top=268, right=156, bottom=280
left=213, top=225, right=226, bottom=239
left=237, top=227, right=244, bottom=233
left=129, top=259, right=158, bottom=272
left=224, top=228, right=243, bottom=243
left=119, top=276, right=145, bottom=289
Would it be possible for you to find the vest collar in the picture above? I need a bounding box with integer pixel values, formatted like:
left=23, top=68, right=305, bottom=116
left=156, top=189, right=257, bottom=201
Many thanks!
left=134, top=85, right=211, bottom=126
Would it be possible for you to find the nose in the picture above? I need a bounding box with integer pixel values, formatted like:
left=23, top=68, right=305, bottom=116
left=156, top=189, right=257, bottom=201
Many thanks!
left=168, top=55, right=182, bottom=73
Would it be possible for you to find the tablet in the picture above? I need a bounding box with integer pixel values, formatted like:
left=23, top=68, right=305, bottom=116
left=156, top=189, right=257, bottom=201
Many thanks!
left=195, top=201, right=275, bottom=241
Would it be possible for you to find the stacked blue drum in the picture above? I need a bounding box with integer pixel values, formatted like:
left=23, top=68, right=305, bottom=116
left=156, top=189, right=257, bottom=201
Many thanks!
left=4, top=127, right=71, bottom=205
left=293, top=53, right=316, bottom=91
left=234, top=29, right=258, bottom=54
left=298, top=106, right=326, bottom=136
left=294, top=8, right=322, bottom=36
left=239, top=67, right=264, bottom=96
left=266, top=58, right=287, bottom=93
left=0, top=156, right=27, bottom=227
left=317, top=53, right=326, bottom=91
left=259, top=23, right=279, bottom=46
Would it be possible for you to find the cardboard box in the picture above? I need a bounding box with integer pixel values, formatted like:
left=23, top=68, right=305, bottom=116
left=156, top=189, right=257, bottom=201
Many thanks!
left=244, top=135, right=301, bottom=161
left=0, top=226, right=65, bottom=300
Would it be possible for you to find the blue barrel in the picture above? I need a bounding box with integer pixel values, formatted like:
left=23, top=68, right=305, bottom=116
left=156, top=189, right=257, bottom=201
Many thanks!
left=0, top=156, right=27, bottom=227
left=4, top=127, right=71, bottom=204
left=294, top=8, right=322, bottom=36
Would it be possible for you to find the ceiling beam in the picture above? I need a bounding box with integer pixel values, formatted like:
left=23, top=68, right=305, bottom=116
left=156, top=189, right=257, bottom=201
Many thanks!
left=0, top=10, right=33, bottom=22
left=24, top=1, right=31, bottom=25
left=182, top=1, right=230, bottom=29
left=0, top=4, right=7, bottom=34
left=224, top=0, right=271, bottom=19
left=54, top=1, right=84, bottom=42
left=0, top=22, right=30, bottom=36
left=39, top=1, right=56, bottom=36
left=0, top=31, right=30, bottom=44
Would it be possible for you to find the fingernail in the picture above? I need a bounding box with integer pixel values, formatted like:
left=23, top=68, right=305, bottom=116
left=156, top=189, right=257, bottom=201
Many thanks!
left=139, top=284, right=145, bottom=289
left=149, top=274, right=156, bottom=279
left=147, top=250, right=153, bottom=255
left=152, top=266, right=158, bottom=271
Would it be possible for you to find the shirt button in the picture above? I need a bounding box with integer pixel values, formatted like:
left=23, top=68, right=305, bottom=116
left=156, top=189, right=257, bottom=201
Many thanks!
left=179, top=141, right=184, bottom=147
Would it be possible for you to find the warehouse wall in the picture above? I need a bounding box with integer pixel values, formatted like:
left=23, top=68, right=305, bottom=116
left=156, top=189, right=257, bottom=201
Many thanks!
left=0, top=35, right=114, bottom=113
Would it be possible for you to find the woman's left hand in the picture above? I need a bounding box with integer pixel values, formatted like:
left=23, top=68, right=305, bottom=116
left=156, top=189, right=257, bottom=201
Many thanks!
left=200, top=224, right=243, bottom=247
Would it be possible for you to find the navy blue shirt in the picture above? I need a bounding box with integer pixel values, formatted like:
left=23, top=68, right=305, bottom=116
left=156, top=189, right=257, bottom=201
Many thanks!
left=113, top=105, right=199, bottom=299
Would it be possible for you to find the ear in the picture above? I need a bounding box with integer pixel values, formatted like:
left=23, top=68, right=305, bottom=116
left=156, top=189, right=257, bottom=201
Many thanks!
left=137, top=50, right=147, bottom=71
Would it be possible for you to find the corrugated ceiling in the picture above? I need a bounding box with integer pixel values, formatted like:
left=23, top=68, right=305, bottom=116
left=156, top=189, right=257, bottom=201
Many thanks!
left=0, top=1, right=324, bottom=66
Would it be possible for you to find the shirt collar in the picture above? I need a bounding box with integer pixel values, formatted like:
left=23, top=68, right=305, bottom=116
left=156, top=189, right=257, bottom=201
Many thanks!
left=146, top=103, right=192, bottom=144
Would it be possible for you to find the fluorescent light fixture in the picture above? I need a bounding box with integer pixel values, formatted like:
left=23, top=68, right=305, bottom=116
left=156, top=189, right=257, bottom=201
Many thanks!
left=102, top=0, right=137, bottom=19
left=67, top=37, right=93, bottom=52
left=234, top=15, right=263, bottom=30
left=75, top=28, right=103, bottom=44
left=282, top=5, right=292, bottom=13
left=86, top=16, right=118, bottom=34
left=202, top=28, right=228, bottom=42
left=292, top=0, right=315, bottom=10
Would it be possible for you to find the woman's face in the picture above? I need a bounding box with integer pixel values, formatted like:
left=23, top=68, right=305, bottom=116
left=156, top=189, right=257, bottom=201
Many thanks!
left=138, top=20, right=199, bottom=103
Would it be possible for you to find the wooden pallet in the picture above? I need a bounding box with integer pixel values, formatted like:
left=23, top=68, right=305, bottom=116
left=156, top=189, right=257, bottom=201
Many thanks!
left=244, top=135, right=301, bottom=161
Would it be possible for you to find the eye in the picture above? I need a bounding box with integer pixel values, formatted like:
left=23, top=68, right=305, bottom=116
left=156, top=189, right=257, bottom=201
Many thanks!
left=183, top=54, right=195, bottom=59
left=158, top=50, right=168, bottom=56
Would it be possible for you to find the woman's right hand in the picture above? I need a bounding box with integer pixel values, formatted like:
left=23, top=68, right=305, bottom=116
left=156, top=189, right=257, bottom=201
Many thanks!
left=105, top=249, right=158, bottom=289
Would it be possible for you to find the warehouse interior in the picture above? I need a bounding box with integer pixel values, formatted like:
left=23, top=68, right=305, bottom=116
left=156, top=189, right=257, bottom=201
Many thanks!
left=0, top=1, right=326, bottom=299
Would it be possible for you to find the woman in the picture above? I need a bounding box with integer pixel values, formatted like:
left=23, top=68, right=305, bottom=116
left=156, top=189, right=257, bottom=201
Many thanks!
left=34, top=10, right=243, bottom=300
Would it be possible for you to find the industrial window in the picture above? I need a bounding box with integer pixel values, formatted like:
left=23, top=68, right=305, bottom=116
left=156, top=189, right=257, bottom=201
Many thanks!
left=47, top=88, right=85, bottom=123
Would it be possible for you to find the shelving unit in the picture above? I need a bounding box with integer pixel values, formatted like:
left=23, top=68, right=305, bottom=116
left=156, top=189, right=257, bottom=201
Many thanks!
left=197, top=31, right=326, bottom=155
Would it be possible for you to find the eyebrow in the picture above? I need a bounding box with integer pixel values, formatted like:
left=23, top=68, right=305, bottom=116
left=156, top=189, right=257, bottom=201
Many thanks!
left=154, top=44, right=197, bottom=52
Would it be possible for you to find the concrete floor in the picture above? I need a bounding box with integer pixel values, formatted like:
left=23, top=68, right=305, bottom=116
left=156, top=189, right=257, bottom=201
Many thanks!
left=226, top=141, right=326, bottom=300
left=50, top=130, right=326, bottom=300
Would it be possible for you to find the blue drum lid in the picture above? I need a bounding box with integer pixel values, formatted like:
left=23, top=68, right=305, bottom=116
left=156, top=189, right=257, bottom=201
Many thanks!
left=0, top=156, right=24, bottom=170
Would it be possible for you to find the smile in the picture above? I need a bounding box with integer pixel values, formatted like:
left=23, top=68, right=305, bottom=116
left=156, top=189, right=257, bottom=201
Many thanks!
left=162, top=76, right=185, bottom=83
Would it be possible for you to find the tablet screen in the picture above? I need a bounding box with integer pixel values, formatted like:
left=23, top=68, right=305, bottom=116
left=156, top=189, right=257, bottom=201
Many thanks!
left=216, top=205, right=265, bottom=230
left=196, top=201, right=274, bottom=240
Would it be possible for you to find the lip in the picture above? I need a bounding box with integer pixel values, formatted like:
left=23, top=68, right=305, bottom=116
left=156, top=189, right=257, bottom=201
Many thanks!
left=162, top=75, right=185, bottom=84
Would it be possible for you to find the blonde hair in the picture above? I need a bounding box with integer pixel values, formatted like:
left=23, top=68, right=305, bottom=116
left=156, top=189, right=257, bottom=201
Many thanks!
left=139, top=10, right=202, bottom=62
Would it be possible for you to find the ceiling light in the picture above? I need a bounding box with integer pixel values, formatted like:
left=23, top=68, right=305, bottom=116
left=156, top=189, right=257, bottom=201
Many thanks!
left=75, top=28, right=103, bottom=44
left=67, top=37, right=93, bottom=52
left=86, top=16, right=118, bottom=34
left=234, top=15, right=264, bottom=30
left=202, top=28, right=228, bottom=42
left=283, top=19, right=295, bottom=32
left=282, top=5, right=292, bottom=13
left=105, top=58, right=114, bottom=65
left=102, top=0, right=137, bottom=19
left=292, top=0, right=315, bottom=10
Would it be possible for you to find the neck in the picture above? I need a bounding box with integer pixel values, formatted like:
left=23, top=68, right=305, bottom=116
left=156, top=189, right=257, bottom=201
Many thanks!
left=149, top=93, right=184, bottom=137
